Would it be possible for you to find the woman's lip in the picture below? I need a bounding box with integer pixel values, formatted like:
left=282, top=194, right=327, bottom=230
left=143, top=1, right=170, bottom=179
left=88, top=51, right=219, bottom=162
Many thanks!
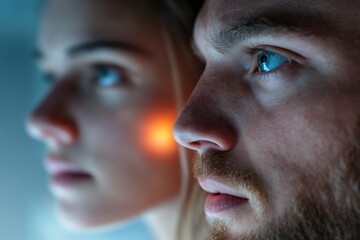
left=205, top=193, right=248, bottom=214
left=44, top=155, right=93, bottom=191
left=45, top=156, right=92, bottom=185
left=44, top=156, right=87, bottom=176
left=51, top=172, right=92, bottom=187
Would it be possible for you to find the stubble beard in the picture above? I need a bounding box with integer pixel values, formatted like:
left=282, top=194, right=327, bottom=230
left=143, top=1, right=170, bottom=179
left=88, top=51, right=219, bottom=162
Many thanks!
left=195, top=127, right=360, bottom=240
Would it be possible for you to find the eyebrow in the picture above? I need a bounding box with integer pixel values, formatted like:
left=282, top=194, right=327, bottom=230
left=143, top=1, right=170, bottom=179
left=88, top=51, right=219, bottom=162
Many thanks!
left=36, top=40, right=149, bottom=60
left=68, top=40, right=148, bottom=56
left=207, top=18, right=316, bottom=54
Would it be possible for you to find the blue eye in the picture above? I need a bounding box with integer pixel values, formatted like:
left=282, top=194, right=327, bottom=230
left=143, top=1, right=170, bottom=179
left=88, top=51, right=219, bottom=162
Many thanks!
left=257, top=51, right=289, bottom=73
left=95, top=66, right=124, bottom=87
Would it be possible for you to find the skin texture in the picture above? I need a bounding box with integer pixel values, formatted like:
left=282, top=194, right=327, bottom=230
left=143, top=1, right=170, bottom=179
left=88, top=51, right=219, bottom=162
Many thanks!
left=173, top=0, right=360, bottom=239
left=27, top=0, right=201, bottom=231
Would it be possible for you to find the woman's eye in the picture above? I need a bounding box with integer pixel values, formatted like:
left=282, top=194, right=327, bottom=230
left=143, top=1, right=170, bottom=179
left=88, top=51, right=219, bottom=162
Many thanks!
left=95, top=66, right=124, bottom=87
left=257, top=51, right=289, bottom=73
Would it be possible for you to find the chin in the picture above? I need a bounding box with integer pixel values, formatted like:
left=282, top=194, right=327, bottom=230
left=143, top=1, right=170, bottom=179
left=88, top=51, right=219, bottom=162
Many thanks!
left=56, top=209, right=98, bottom=232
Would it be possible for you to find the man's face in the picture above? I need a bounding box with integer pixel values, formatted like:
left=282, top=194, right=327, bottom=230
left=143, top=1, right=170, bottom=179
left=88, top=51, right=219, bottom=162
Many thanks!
left=27, top=0, right=199, bottom=230
left=174, top=0, right=360, bottom=239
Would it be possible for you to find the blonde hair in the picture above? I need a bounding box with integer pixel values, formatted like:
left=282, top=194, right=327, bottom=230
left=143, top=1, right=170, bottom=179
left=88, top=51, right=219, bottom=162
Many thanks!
left=161, top=27, right=207, bottom=240
left=157, top=1, right=209, bottom=238
left=176, top=170, right=208, bottom=240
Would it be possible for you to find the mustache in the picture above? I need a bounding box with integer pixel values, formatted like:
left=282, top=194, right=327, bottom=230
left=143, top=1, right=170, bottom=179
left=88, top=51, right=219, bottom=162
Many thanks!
left=193, top=150, right=265, bottom=200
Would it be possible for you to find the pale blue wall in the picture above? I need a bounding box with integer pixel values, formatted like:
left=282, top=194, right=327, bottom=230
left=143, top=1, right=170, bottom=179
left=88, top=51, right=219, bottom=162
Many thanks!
left=0, top=1, right=152, bottom=239
left=0, top=1, right=41, bottom=239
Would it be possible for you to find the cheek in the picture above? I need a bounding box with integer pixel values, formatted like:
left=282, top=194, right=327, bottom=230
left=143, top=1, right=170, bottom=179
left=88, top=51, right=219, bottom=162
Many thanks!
left=243, top=99, right=355, bottom=209
left=247, top=93, right=355, bottom=171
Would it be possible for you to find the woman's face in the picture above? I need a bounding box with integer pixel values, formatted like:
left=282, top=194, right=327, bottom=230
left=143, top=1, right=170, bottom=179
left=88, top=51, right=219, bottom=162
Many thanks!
left=27, top=0, right=199, bottom=229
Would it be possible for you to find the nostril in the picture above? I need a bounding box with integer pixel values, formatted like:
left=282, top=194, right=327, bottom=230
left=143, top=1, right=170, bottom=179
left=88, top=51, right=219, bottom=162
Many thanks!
left=173, top=99, right=237, bottom=154
left=26, top=114, right=78, bottom=146
left=189, top=139, right=231, bottom=153
left=190, top=141, right=201, bottom=148
left=174, top=118, right=237, bottom=153
left=41, top=127, right=75, bottom=144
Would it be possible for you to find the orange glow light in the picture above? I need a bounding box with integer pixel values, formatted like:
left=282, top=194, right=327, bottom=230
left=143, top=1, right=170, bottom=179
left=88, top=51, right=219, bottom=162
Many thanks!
left=141, top=113, right=177, bottom=158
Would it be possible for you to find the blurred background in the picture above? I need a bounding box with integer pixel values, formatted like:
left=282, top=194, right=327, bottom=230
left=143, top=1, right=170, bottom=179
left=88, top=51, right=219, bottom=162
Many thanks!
left=0, top=1, right=152, bottom=239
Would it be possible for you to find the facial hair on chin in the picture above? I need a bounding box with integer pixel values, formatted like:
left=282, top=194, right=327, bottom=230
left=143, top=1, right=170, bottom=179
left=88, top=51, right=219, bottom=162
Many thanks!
left=249, top=145, right=360, bottom=240
left=202, top=120, right=360, bottom=240
left=193, top=150, right=267, bottom=240
left=194, top=149, right=268, bottom=217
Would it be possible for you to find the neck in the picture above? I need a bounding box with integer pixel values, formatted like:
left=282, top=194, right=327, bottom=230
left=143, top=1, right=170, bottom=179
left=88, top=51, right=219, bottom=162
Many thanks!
left=143, top=196, right=182, bottom=240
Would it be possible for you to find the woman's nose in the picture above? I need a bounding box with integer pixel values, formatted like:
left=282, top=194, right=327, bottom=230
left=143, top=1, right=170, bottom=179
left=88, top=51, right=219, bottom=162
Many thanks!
left=26, top=81, right=78, bottom=148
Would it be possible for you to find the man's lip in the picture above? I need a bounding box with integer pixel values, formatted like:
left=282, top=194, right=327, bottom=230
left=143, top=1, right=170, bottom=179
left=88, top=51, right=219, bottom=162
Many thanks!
left=205, top=193, right=248, bottom=213
left=199, top=178, right=249, bottom=214
left=198, top=177, right=248, bottom=198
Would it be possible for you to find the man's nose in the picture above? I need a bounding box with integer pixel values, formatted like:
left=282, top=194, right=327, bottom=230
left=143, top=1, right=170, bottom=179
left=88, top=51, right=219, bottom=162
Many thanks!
left=173, top=75, right=237, bottom=154
left=26, top=80, right=78, bottom=147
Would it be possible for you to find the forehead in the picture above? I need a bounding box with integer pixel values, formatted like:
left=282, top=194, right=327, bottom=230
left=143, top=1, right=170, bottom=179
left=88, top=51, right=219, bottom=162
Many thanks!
left=40, top=0, right=158, bottom=54
left=195, top=0, right=360, bottom=51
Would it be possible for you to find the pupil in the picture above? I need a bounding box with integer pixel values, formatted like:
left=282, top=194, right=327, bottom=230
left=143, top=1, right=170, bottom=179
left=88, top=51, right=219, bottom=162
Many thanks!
left=100, top=69, right=109, bottom=77
left=260, top=54, right=268, bottom=63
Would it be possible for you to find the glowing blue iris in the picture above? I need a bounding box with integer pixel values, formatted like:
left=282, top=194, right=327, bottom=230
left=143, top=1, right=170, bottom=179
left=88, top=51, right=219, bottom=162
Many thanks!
left=96, top=67, right=123, bottom=87
left=257, top=51, right=288, bottom=73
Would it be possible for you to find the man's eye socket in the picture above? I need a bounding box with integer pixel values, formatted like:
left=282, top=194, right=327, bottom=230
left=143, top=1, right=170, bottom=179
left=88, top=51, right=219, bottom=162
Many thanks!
left=95, top=66, right=124, bottom=87
left=257, top=51, right=289, bottom=73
